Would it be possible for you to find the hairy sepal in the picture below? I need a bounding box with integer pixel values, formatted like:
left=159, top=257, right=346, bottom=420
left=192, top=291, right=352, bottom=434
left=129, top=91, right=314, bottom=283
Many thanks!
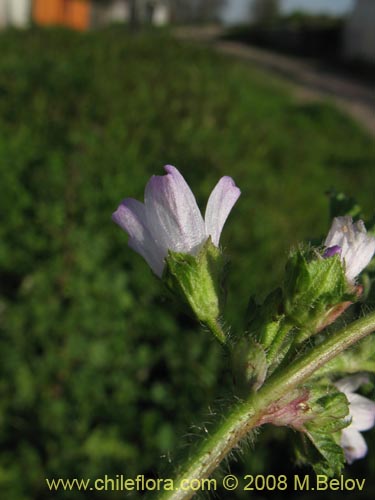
left=284, top=247, right=354, bottom=339
left=163, top=238, right=225, bottom=326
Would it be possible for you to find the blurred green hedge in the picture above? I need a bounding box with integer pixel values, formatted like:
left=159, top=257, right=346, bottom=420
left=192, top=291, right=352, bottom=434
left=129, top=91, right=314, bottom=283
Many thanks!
left=0, top=27, right=374, bottom=500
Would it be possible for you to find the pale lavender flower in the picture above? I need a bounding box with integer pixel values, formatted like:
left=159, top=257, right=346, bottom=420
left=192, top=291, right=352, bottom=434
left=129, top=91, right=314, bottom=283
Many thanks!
left=324, top=216, right=375, bottom=282
left=112, top=165, right=240, bottom=277
left=335, top=375, right=375, bottom=464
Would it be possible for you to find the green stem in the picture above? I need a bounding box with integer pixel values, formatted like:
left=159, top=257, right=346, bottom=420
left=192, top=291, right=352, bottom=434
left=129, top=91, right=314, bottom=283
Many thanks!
left=157, top=311, right=375, bottom=500
left=312, top=357, right=375, bottom=379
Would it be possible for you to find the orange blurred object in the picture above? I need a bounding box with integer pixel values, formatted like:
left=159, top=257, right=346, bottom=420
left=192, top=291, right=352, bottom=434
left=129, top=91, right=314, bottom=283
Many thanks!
left=33, top=0, right=90, bottom=31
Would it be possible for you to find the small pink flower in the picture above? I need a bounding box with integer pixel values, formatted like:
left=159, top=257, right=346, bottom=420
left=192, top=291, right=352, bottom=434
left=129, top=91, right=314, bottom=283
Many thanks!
left=324, top=216, right=375, bottom=283
left=113, top=165, right=240, bottom=277
left=335, top=375, right=375, bottom=464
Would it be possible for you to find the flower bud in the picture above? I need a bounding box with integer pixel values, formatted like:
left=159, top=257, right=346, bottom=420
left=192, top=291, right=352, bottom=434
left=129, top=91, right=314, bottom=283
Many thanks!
left=284, top=246, right=351, bottom=337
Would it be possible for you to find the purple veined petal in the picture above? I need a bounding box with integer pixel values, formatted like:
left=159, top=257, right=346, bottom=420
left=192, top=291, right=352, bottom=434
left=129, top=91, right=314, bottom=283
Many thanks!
left=144, top=165, right=206, bottom=255
left=112, top=198, right=165, bottom=277
left=204, top=176, right=241, bottom=247
left=341, top=427, right=368, bottom=464
left=346, top=393, right=375, bottom=432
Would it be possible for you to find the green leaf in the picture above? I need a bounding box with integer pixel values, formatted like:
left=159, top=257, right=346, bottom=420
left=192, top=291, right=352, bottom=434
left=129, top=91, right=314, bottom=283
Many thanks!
left=296, top=430, right=345, bottom=477
left=306, top=387, right=349, bottom=433
left=295, top=383, right=349, bottom=477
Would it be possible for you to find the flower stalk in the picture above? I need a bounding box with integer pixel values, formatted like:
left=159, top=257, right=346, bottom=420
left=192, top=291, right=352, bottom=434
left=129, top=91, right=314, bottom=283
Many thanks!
left=157, top=311, right=375, bottom=500
left=204, top=317, right=227, bottom=345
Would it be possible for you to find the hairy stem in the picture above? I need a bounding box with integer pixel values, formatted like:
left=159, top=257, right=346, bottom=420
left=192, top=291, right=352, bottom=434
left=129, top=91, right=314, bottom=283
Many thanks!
left=157, top=311, right=375, bottom=500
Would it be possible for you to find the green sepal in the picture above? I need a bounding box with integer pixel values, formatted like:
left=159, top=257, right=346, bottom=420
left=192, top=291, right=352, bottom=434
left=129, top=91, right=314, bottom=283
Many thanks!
left=284, top=246, right=353, bottom=338
left=163, top=238, right=226, bottom=341
left=232, top=338, right=267, bottom=396
left=246, top=288, right=284, bottom=348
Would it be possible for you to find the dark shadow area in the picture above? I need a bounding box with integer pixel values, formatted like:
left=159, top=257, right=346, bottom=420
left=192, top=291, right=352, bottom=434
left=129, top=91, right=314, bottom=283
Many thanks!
left=222, top=13, right=375, bottom=86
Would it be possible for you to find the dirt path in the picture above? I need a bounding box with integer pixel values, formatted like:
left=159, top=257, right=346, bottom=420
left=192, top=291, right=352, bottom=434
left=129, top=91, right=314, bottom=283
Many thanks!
left=174, top=26, right=375, bottom=137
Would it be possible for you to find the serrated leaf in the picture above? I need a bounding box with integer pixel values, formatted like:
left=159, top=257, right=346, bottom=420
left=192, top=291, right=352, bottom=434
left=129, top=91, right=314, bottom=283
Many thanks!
left=305, top=430, right=345, bottom=477
left=294, top=383, right=349, bottom=476
left=306, top=389, right=349, bottom=433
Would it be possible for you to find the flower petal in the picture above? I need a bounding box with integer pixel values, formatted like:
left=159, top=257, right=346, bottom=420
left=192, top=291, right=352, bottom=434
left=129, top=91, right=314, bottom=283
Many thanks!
left=335, top=374, right=370, bottom=394
left=144, top=165, right=206, bottom=255
left=347, top=393, right=375, bottom=431
left=324, top=216, right=351, bottom=248
left=344, top=221, right=375, bottom=281
left=341, top=427, right=368, bottom=464
left=204, top=176, right=241, bottom=246
left=112, top=198, right=165, bottom=277
left=324, top=216, right=375, bottom=282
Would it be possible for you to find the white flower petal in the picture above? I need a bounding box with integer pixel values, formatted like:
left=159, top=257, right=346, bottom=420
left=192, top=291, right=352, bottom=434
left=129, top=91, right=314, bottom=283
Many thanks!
left=324, top=216, right=375, bottom=282
left=341, top=427, right=368, bottom=464
left=324, top=216, right=351, bottom=248
left=335, top=374, right=369, bottom=393
left=144, top=165, right=206, bottom=255
left=204, top=176, right=241, bottom=246
left=344, top=224, right=375, bottom=282
left=347, top=393, right=375, bottom=431
left=112, top=199, right=165, bottom=277
left=334, top=375, right=375, bottom=464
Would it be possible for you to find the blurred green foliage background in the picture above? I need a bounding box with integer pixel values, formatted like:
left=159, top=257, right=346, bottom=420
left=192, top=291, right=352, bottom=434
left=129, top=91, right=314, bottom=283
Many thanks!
left=0, top=27, right=374, bottom=499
